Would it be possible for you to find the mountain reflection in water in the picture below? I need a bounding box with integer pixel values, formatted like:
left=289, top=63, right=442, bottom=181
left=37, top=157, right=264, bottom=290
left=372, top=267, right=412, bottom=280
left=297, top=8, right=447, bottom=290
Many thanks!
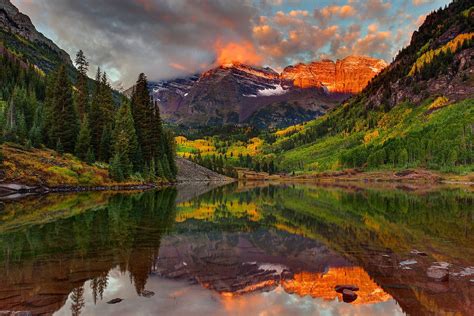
left=0, top=183, right=472, bottom=315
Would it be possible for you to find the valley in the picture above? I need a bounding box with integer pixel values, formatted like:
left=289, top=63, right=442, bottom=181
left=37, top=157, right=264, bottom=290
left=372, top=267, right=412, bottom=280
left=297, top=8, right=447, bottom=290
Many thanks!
left=0, top=1, right=473, bottom=315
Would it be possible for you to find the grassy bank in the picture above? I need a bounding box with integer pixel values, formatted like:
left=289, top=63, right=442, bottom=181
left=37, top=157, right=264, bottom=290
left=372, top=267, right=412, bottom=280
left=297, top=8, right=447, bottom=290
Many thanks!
left=0, top=143, right=162, bottom=187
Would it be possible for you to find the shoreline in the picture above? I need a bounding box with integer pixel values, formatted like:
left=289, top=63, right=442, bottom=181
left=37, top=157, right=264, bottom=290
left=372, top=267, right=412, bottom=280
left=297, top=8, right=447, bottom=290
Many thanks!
left=0, top=182, right=163, bottom=200
left=0, top=179, right=237, bottom=200
left=236, top=168, right=474, bottom=186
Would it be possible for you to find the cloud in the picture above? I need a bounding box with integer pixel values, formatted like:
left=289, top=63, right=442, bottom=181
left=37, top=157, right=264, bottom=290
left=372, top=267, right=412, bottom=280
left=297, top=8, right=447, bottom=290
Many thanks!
left=12, top=0, right=259, bottom=86
left=214, top=40, right=263, bottom=65
left=11, top=0, right=450, bottom=86
left=413, top=0, right=430, bottom=6
left=314, top=4, right=356, bottom=26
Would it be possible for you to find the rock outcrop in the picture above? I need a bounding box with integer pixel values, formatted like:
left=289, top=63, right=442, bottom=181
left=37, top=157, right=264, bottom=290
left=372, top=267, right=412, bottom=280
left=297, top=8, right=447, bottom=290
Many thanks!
left=0, top=0, right=70, bottom=63
left=281, top=56, right=388, bottom=94
left=175, top=157, right=234, bottom=183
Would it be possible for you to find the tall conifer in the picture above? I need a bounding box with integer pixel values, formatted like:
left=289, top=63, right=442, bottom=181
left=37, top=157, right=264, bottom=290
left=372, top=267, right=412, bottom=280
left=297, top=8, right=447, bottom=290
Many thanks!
left=75, top=50, right=89, bottom=119
left=50, top=65, right=79, bottom=153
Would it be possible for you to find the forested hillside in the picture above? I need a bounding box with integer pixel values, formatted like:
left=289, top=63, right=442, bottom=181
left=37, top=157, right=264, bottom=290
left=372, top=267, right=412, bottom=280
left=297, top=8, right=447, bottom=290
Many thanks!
left=261, top=0, right=474, bottom=174
left=0, top=46, right=176, bottom=184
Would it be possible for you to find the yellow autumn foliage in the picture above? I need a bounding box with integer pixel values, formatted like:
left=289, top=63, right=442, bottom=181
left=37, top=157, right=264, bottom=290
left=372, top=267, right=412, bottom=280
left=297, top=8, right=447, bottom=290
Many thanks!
left=275, top=124, right=304, bottom=137
left=364, top=130, right=380, bottom=144
left=409, top=33, right=474, bottom=76
left=428, top=96, right=449, bottom=110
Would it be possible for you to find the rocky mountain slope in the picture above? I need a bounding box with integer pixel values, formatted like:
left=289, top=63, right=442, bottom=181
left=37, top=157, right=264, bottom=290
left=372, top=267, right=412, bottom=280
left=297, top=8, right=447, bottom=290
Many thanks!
left=281, top=56, right=388, bottom=94
left=128, top=56, right=386, bottom=129
left=0, top=0, right=71, bottom=71
left=266, top=0, right=473, bottom=173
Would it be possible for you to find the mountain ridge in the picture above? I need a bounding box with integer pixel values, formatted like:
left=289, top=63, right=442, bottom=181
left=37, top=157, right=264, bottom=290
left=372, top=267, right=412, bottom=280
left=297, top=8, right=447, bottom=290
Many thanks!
left=126, top=55, right=386, bottom=129
left=0, top=0, right=71, bottom=69
left=263, top=0, right=473, bottom=173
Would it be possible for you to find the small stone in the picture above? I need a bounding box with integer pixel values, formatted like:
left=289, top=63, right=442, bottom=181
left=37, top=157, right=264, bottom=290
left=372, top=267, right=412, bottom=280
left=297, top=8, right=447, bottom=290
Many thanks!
left=107, top=298, right=123, bottom=304
left=141, top=290, right=155, bottom=298
left=427, top=267, right=449, bottom=282
left=342, top=289, right=358, bottom=303
left=410, top=249, right=428, bottom=256
left=400, top=259, right=417, bottom=267
left=335, top=284, right=359, bottom=293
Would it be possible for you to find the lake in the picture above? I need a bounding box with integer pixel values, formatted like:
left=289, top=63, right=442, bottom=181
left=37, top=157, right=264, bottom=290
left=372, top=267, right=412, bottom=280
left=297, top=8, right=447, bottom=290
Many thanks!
left=0, top=182, right=473, bottom=315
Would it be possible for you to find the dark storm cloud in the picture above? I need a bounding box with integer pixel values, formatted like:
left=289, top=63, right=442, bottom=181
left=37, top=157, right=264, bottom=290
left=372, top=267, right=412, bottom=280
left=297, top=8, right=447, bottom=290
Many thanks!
left=12, top=0, right=451, bottom=87
left=15, top=0, right=259, bottom=86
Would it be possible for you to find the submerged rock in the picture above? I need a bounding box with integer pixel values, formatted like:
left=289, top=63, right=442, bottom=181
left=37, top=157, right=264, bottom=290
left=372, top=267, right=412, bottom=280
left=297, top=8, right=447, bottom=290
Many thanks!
left=141, top=290, right=155, bottom=298
left=335, top=284, right=359, bottom=293
left=107, top=298, right=123, bottom=304
left=342, top=289, right=358, bottom=303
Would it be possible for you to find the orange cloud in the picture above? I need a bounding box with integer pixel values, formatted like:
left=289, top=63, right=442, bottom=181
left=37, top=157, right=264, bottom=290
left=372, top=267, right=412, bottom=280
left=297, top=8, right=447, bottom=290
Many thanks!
left=170, top=62, right=187, bottom=71
left=320, top=5, right=356, bottom=19
left=214, top=40, right=263, bottom=66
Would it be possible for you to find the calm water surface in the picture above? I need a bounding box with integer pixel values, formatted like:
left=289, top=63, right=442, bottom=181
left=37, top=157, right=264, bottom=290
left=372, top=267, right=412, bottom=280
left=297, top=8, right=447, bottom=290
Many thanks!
left=0, top=182, right=473, bottom=315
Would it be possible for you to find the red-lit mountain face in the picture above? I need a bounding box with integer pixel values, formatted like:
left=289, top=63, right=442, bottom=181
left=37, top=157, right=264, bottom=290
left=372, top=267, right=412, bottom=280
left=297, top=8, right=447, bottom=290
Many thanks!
left=281, top=56, right=388, bottom=94
left=135, top=56, right=386, bottom=129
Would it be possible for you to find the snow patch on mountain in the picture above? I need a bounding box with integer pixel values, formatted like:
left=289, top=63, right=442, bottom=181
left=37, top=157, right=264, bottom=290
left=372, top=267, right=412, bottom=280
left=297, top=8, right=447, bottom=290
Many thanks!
left=257, top=84, right=287, bottom=97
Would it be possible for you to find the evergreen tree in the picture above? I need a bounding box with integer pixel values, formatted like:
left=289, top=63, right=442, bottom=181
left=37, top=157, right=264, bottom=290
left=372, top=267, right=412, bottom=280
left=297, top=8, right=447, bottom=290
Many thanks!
left=99, top=124, right=112, bottom=162
left=28, top=103, right=44, bottom=147
left=109, top=153, right=124, bottom=181
left=100, top=72, right=115, bottom=122
left=112, top=100, right=139, bottom=174
left=89, top=69, right=115, bottom=159
left=86, top=147, right=95, bottom=164
left=131, top=73, right=156, bottom=163
left=89, top=68, right=103, bottom=156
left=75, top=115, right=92, bottom=160
left=43, top=71, right=58, bottom=147
left=75, top=50, right=89, bottom=119
left=50, top=65, right=79, bottom=153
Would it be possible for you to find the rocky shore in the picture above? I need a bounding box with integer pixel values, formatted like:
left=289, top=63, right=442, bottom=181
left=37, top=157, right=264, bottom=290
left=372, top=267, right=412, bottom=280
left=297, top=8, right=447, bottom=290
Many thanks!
left=0, top=183, right=160, bottom=200
left=0, top=157, right=235, bottom=200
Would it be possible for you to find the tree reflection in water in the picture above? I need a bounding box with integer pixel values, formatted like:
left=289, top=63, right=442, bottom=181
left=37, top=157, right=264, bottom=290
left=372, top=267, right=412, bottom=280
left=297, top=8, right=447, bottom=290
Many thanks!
left=0, top=183, right=472, bottom=315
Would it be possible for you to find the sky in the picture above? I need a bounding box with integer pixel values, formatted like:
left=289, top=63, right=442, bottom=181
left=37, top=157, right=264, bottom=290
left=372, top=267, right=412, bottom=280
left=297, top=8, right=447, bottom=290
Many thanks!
left=12, top=0, right=451, bottom=88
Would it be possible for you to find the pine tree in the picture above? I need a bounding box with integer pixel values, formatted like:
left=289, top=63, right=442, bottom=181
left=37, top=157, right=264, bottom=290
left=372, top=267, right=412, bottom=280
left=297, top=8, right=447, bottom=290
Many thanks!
left=99, top=124, right=112, bottom=162
left=75, top=50, right=89, bottom=119
left=75, top=115, right=92, bottom=160
left=100, top=72, right=115, bottom=122
left=89, top=69, right=115, bottom=159
left=29, top=104, right=44, bottom=147
left=112, top=100, right=138, bottom=174
left=3, top=98, right=18, bottom=142
left=131, top=73, right=156, bottom=163
left=70, top=286, right=85, bottom=316
left=86, top=147, right=95, bottom=164
left=109, top=153, right=124, bottom=181
left=89, top=67, right=103, bottom=156
left=50, top=65, right=79, bottom=153
left=43, top=70, right=58, bottom=147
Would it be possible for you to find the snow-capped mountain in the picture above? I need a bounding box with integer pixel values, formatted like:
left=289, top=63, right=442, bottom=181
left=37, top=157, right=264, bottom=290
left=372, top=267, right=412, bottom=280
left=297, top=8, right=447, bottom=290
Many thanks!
left=128, top=56, right=386, bottom=129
